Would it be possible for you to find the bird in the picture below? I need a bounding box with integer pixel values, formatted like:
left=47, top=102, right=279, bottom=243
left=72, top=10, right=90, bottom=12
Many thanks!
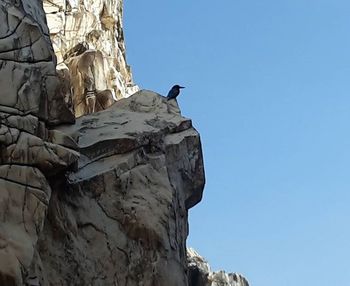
left=166, top=85, right=185, bottom=100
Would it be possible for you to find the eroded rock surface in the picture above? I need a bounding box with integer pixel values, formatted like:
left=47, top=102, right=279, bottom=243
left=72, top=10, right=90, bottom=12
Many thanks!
left=187, top=248, right=250, bottom=286
left=43, top=0, right=138, bottom=117
left=0, top=1, right=249, bottom=285
left=32, top=90, right=205, bottom=285
left=0, top=1, right=79, bottom=284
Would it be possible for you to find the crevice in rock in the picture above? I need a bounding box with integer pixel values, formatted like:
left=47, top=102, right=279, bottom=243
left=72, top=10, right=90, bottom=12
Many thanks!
left=0, top=35, right=41, bottom=54
left=0, top=15, right=25, bottom=40
left=0, top=57, right=53, bottom=64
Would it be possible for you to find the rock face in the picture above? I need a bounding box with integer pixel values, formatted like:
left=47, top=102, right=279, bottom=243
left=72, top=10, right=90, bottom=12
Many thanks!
left=43, top=0, right=138, bottom=117
left=0, top=0, right=206, bottom=284
left=35, top=91, right=205, bottom=285
left=0, top=0, right=249, bottom=285
left=0, top=0, right=79, bottom=284
left=187, top=249, right=250, bottom=286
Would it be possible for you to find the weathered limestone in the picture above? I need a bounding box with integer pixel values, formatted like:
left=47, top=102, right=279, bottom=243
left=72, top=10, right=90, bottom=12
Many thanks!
left=0, top=0, right=248, bottom=285
left=43, top=0, right=139, bottom=117
left=34, top=90, right=205, bottom=285
left=187, top=249, right=250, bottom=286
left=0, top=1, right=79, bottom=284
left=0, top=165, right=51, bottom=286
left=0, top=1, right=74, bottom=125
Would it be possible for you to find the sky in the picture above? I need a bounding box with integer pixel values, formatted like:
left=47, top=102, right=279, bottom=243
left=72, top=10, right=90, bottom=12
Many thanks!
left=123, top=1, right=350, bottom=285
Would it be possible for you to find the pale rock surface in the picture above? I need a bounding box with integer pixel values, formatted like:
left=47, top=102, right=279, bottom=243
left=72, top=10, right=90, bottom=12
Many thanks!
left=43, top=0, right=139, bottom=117
left=0, top=1, right=79, bottom=284
left=32, top=90, right=205, bottom=285
left=187, top=248, right=250, bottom=286
left=0, top=0, right=74, bottom=125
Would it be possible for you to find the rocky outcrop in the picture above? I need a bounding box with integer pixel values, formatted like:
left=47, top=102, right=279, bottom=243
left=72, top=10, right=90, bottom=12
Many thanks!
left=43, top=0, right=138, bottom=117
left=0, top=0, right=79, bottom=284
left=0, top=0, right=205, bottom=284
left=33, top=90, right=205, bottom=285
left=0, top=1, right=250, bottom=285
left=187, top=249, right=250, bottom=286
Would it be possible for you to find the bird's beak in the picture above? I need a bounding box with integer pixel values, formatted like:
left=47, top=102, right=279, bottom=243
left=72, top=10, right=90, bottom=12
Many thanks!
left=179, top=86, right=185, bottom=89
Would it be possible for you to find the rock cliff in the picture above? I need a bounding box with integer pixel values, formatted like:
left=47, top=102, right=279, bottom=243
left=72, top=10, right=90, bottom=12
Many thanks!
left=43, top=0, right=138, bottom=117
left=0, top=0, right=249, bottom=285
left=36, top=90, right=205, bottom=285
left=0, top=1, right=205, bottom=283
left=187, top=249, right=249, bottom=286
left=0, top=1, right=79, bottom=285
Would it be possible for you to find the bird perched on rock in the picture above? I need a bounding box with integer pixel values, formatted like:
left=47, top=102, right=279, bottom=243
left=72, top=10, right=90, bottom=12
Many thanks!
left=167, top=85, right=185, bottom=100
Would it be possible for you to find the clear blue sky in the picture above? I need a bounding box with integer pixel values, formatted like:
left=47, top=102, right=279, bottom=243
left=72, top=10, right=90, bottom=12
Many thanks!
left=124, top=1, right=350, bottom=285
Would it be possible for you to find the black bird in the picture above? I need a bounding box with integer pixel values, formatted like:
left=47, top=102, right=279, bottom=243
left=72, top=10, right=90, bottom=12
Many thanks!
left=167, top=85, right=185, bottom=100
